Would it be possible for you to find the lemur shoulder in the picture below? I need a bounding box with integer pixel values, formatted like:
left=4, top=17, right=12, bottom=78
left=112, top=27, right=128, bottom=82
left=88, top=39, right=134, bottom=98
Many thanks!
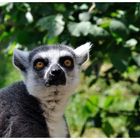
left=0, top=43, right=91, bottom=137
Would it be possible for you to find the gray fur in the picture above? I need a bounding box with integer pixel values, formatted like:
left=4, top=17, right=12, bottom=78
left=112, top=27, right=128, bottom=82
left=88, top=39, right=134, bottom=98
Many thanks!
left=13, top=49, right=29, bottom=72
left=0, top=81, right=49, bottom=137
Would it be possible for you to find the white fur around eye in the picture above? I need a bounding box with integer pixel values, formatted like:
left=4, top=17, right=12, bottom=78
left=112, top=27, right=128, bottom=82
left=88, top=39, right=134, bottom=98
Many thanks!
left=32, top=50, right=73, bottom=64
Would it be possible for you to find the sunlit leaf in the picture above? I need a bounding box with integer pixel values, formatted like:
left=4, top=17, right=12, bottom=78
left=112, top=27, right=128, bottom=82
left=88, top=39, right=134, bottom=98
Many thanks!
left=129, top=24, right=140, bottom=32
left=89, top=25, right=109, bottom=39
left=124, top=38, right=138, bottom=48
left=68, top=21, right=91, bottom=37
left=36, top=14, right=65, bottom=37
left=79, top=12, right=91, bottom=21
left=25, top=11, right=33, bottom=23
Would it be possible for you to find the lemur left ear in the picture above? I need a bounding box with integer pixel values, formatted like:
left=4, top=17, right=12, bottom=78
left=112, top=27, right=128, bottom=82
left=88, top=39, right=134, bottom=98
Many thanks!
left=13, top=49, right=29, bottom=72
left=74, top=42, right=92, bottom=65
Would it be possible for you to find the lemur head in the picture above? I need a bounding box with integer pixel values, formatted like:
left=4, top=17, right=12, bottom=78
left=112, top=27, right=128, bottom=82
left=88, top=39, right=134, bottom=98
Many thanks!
left=13, top=43, right=91, bottom=98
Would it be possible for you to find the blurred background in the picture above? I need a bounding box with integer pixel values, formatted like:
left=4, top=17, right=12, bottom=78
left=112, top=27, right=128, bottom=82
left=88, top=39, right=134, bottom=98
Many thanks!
left=0, top=2, right=140, bottom=138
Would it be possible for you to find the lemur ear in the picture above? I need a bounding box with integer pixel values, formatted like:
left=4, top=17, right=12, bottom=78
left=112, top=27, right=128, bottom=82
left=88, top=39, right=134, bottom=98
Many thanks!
left=13, top=49, right=29, bottom=72
left=74, top=42, right=92, bottom=65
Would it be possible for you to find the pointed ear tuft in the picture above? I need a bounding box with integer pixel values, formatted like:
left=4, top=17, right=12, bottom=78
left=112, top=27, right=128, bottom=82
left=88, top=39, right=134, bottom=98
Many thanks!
left=13, top=49, right=29, bottom=72
left=74, top=42, right=92, bottom=65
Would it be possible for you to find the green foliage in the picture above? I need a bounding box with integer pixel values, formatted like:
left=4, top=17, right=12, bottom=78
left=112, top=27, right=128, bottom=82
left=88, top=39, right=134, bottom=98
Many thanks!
left=0, top=3, right=140, bottom=137
left=36, top=14, right=65, bottom=38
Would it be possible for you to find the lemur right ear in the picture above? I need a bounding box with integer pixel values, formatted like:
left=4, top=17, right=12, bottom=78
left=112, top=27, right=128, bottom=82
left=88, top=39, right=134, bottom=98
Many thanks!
left=13, top=49, right=29, bottom=72
left=74, top=42, right=92, bottom=65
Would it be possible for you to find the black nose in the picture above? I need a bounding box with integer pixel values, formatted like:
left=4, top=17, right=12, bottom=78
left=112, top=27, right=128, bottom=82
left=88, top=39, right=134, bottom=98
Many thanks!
left=46, top=64, right=66, bottom=86
left=50, top=68, right=62, bottom=76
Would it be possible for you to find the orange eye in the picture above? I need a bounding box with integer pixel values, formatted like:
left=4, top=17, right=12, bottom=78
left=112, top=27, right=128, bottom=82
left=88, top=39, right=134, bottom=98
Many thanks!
left=64, top=59, right=72, bottom=67
left=35, top=61, right=45, bottom=70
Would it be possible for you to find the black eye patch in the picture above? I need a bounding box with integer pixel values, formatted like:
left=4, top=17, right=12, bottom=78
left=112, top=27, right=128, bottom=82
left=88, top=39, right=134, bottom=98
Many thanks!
left=33, top=58, right=49, bottom=71
left=59, top=56, right=74, bottom=70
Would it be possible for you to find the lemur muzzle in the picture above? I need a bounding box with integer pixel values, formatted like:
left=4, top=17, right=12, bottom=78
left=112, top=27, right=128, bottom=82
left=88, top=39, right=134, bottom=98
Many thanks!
left=45, top=64, right=66, bottom=86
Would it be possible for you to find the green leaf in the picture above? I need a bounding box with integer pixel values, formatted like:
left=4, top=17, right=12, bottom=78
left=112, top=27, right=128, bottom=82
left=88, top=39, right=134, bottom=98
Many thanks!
left=111, top=10, right=125, bottom=19
left=104, top=96, right=114, bottom=109
left=109, top=47, right=131, bottom=72
left=110, top=19, right=128, bottom=39
left=54, top=4, right=66, bottom=12
left=135, top=3, right=140, bottom=18
left=6, top=42, right=22, bottom=55
left=89, top=95, right=99, bottom=106
left=96, top=3, right=110, bottom=12
left=99, top=18, right=111, bottom=29
left=25, top=11, right=33, bottom=23
left=79, top=4, right=89, bottom=10
left=79, top=12, right=91, bottom=21
left=0, top=2, right=8, bottom=7
left=43, top=35, right=58, bottom=44
left=89, top=25, right=109, bottom=39
left=129, top=24, right=140, bottom=32
left=68, top=21, right=91, bottom=37
left=133, top=54, right=140, bottom=67
left=36, top=14, right=65, bottom=37
left=102, top=120, right=114, bottom=137
left=124, top=38, right=138, bottom=48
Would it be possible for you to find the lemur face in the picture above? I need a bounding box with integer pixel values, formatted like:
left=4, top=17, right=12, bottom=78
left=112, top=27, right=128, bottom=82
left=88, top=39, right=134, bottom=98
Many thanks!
left=13, top=43, right=91, bottom=97
left=29, top=46, right=76, bottom=87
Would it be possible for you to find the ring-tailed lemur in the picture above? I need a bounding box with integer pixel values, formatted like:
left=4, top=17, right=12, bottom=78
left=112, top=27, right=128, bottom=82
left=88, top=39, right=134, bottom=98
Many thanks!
left=0, top=43, right=91, bottom=137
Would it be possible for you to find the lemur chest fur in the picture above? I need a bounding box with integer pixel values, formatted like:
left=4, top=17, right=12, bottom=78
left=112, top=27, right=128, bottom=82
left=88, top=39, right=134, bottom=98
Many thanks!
left=37, top=90, right=69, bottom=138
